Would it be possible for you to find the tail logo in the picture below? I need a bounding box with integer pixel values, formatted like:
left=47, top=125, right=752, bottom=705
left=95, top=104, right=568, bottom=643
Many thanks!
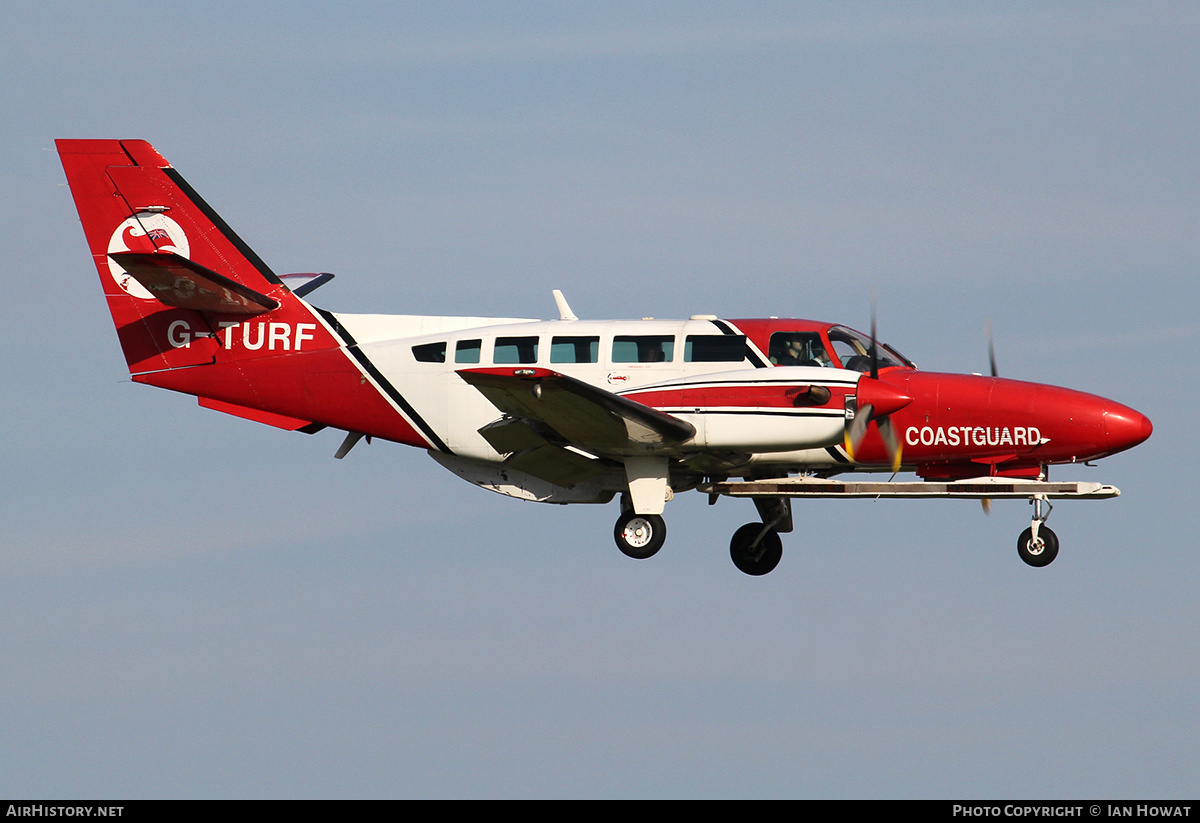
left=106, top=213, right=190, bottom=299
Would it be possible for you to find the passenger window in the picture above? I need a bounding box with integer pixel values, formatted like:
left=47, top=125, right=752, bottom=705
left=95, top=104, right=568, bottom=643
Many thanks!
left=550, top=336, right=599, bottom=363
left=455, top=339, right=482, bottom=364
left=494, top=336, right=539, bottom=364
left=412, top=341, right=446, bottom=363
left=612, top=335, right=675, bottom=363
left=768, top=332, right=832, bottom=367
left=685, top=335, right=746, bottom=362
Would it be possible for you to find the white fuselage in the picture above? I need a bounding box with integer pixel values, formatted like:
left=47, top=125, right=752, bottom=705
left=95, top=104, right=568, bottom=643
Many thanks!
left=328, top=311, right=857, bottom=500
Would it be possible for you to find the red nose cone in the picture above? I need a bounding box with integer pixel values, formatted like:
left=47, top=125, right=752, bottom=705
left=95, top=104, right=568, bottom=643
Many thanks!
left=1104, top=403, right=1153, bottom=454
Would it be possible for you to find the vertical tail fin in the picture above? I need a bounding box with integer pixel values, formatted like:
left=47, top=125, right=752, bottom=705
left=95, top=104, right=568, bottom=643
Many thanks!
left=58, top=140, right=436, bottom=448
left=57, top=139, right=301, bottom=374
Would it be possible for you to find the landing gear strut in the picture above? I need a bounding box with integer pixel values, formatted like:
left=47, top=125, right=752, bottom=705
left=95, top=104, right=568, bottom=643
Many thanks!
left=1018, top=494, right=1059, bottom=567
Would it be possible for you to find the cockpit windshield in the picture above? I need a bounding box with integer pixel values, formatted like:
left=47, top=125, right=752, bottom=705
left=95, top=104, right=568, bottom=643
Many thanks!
left=826, top=326, right=912, bottom=372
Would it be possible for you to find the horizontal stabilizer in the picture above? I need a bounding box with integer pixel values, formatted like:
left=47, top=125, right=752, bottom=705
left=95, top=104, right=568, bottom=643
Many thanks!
left=109, top=250, right=280, bottom=315
left=280, top=272, right=335, bottom=298
left=198, top=397, right=318, bottom=431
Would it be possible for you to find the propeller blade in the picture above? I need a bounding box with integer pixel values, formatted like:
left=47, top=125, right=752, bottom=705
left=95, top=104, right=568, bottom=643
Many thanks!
left=981, top=498, right=992, bottom=515
left=869, top=298, right=879, bottom=381
left=844, top=402, right=873, bottom=460
left=878, top=416, right=903, bottom=473
left=985, top=319, right=998, bottom=378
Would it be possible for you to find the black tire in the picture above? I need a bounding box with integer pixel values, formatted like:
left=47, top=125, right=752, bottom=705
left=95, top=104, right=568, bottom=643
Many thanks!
left=729, top=522, right=783, bottom=576
left=1017, top=525, right=1059, bottom=567
left=614, top=512, right=666, bottom=559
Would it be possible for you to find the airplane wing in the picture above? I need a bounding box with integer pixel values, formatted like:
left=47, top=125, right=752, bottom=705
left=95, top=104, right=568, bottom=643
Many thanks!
left=457, top=367, right=696, bottom=458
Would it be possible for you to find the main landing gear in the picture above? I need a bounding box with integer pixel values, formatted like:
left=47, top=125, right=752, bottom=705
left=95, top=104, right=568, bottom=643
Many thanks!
left=613, top=508, right=784, bottom=574
left=729, top=522, right=783, bottom=576
left=611, top=494, right=791, bottom=575
left=1017, top=494, right=1059, bottom=567
left=728, top=496, right=790, bottom=575
left=613, top=510, right=666, bottom=559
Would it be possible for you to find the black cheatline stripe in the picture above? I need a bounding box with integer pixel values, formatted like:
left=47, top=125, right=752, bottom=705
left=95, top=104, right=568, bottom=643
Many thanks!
left=162, top=167, right=283, bottom=285
left=657, top=408, right=845, bottom=419
left=624, top=377, right=857, bottom=391
left=314, top=308, right=452, bottom=453
left=710, top=319, right=768, bottom=368
left=825, top=446, right=851, bottom=464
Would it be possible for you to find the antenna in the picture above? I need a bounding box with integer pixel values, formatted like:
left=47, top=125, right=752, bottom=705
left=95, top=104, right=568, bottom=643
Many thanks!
left=552, top=289, right=578, bottom=321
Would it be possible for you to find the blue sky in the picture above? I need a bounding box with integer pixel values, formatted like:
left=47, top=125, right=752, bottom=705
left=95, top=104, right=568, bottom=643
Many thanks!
left=2, top=1, right=1197, bottom=798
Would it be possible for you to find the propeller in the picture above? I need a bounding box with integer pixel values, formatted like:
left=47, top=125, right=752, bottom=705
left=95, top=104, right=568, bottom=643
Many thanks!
left=844, top=380, right=910, bottom=472
left=985, top=319, right=998, bottom=378
left=981, top=320, right=998, bottom=513
left=844, top=301, right=912, bottom=472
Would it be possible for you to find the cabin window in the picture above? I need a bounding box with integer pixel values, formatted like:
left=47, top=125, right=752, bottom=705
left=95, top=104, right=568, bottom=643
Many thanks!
left=612, top=335, right=675, bottom=363
left=494, top=336, right=539, bottom=364
left=684, top=335, right=746, bottom=362
left=412, top=341, right=446, bottom=363
left=455, top=339, right=482, bottom=364
left=550, top=336, right=599, bottom=363
left=768, top=332, right=832, bottom=367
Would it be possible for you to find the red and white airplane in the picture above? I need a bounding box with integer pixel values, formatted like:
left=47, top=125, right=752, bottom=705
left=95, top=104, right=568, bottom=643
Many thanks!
left=58, top=139, right=1153, bottom=575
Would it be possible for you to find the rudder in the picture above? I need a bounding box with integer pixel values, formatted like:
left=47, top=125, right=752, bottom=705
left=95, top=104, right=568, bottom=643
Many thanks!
left=57, top=139, right=297, bottom=374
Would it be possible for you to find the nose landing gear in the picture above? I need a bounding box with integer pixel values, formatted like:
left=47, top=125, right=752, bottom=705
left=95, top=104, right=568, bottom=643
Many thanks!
left=1018, top=494, right=1059, bottom=567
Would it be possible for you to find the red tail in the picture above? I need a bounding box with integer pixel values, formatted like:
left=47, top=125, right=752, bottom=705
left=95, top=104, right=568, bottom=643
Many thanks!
left=58, top=139, right=317, bottom=372
left=57, top=139, right=431, bottom=445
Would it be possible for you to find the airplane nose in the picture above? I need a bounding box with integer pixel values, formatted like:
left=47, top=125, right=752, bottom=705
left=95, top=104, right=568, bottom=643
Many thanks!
left=1104, top=403, right=1153, bottom=454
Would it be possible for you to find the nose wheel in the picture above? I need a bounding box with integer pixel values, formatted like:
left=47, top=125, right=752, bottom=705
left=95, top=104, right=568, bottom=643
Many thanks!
left=1018, top=525, right=1059, bottom=567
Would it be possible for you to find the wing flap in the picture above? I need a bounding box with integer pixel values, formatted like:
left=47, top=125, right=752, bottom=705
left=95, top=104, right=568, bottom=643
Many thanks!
left=478, top=416, right=551, bottom=454
left=505, top=444, right=608, bottom=486
left=478, top=414, right=612, bottom=486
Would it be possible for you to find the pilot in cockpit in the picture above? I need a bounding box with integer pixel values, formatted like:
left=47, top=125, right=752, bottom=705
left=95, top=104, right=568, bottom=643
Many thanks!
left=802, top=344, right=831, bottom=368
left=769, top=333, right=832, bottom=367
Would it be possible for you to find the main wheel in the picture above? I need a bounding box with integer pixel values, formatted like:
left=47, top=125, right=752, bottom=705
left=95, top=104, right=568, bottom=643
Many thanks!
left=1017, top=525, right=1059, bottom=567
left=729, top=522, right=783, bottom=576
left=614, top=512, right=666, bottom=559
